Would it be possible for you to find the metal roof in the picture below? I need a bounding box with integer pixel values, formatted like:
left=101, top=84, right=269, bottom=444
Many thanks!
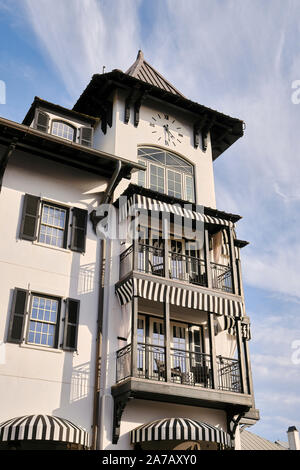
left=126, top=50, right=185, bottom=98
left=240, top=429, right=288, bottom=451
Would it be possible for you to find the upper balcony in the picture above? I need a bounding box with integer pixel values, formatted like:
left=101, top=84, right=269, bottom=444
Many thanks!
left=120, top=242, right=234, bottom=294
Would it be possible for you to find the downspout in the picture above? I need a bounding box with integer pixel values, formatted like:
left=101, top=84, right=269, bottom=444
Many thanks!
left=91, top=160, right=123, bottom=450
left=0, top=138, right=18, bottom=192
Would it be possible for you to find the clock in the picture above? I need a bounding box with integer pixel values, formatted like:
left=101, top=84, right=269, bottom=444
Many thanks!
left=148, top=113, right=184, bottom=147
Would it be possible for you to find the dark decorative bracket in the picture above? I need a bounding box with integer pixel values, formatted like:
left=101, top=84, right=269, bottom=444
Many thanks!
left=112, top=392, right=131, bottom=444
left=202, top=115, right=216, bottom=152
left=124, top=90, right=136, bottom=124
left=227, top=410, right=246, bottom=441
left=134, top=91, right=148, bottom=127
left=193, top=114, right=207, bottom=148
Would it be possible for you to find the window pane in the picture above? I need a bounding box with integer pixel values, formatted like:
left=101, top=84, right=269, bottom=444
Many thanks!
left=167, top=170, right=182, bottom=198
left=150, top=164, right=165, bottom=193
left=51, top=121, right=75, bottom=142
left=185, top=175, right=195, bottom=202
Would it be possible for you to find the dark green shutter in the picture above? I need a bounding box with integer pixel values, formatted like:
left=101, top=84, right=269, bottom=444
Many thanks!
left=7, top=288, right=28, bottom=343
left=70, top=208, right=88, bottom=253
left=19, top=194, right=40, bottom=241
left=63, top=298, right=80, bottom=351
left=36, top=111, right=49, bottom=132
left=80, top=127, right=93, bottom=147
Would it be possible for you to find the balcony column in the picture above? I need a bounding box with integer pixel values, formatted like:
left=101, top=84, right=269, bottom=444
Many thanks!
left=163, top=218, right=169, bottom=279
left=228, top=228, right=239, bottom=295
left=208, top=313, right=218, bottom=389
left=163, top=297, right=171, bottom=383
left=131, top=295, right=139, bottom=378
left=132, top=238, right=139, bottom=272
left=235, top=319, right=248, bottom=394
left=243, top=327, right=255, bottom=397
left=204, top=228, right=212, bottom=288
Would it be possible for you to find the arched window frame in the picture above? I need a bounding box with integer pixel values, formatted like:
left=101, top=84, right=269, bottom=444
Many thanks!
left=51, top=120, right=77, bottom=142
left=137, top=146, right=195, bottom=203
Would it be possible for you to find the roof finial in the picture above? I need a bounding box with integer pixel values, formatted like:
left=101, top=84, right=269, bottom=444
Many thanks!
left=137, top=50, right=144, bottom=60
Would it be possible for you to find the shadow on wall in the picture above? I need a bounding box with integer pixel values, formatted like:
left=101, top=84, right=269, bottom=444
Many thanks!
left=51, top=228, right=102, bottom=433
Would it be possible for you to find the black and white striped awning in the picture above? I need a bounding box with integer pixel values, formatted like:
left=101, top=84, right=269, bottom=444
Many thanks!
left=116, top=277, right=244, bottom=317
left=131, top=417, right=232, bottom=448
left=120, top=194, right=234, bottom=227
left=0, top=415, right=89, bottom=447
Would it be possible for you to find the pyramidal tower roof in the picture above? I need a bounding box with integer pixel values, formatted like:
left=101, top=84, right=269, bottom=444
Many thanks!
left=126, top=50, right=185, bottom=98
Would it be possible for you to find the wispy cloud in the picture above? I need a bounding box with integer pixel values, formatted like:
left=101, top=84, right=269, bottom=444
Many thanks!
left=23, top=0, right=141, bottom=99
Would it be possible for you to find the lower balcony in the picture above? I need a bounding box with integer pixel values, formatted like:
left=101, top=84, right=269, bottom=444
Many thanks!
left=116, top=343, right=242, bottom=394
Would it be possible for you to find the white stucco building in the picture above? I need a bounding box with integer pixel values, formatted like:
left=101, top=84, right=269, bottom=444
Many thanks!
left=0, top=51, right=259, bottom=450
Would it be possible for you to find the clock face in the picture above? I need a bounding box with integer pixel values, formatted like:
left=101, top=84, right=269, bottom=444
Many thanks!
left=148, top=113, right=184, bottom=148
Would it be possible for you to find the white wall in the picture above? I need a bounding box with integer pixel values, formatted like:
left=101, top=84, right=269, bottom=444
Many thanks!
left=103, top=399, right=228, bottom=450
left=0, top=149, right=107, bottom=435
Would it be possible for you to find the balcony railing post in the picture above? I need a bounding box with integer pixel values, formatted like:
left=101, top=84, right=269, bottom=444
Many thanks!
left=131, top=296, right=138, bottom=378
left=164, top=299, right=171, bottom=382
left=132, top=239, right=139, bottom=272
left=228, top=228, right=239, bottom=295
left=208, top=313, right=218, bottom=389
left=204, top=229, right=212, bottom=289
left=235, top=319, right=248, bottom=394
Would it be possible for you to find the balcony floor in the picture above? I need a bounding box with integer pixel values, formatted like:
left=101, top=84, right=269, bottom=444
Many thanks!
left=111, top=376, right=252, bottom=412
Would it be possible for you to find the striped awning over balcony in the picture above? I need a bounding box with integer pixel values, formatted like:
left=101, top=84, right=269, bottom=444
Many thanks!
left=131, top=417, right=232, bottom=448
left=116, top=277, right=244, bottom=317
left=119, top=193, right=234, bottom=227
left=0, top=415, right=89, bottom=447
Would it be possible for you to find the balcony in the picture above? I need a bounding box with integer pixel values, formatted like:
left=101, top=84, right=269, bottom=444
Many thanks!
left=116, top=343, right=241, bottom=394
left=120, top=242, right=233, bottom=294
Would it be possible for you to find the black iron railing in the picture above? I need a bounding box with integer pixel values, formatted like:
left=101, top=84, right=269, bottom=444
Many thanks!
left=169, top=252, right=207, bottom=286
left=120, top=244, right=234, bottom=295
left=170, top=348, right=212, bottom=387
left=116, top=344, right=241, bottom=393
left=138, top=244, right=165, bottom=277
left=211, top=262, right=233, bottom=293
left=217, top=355, right=241, bottom=393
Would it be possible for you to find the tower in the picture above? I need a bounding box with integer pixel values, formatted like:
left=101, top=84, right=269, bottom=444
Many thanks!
left=74, top=50, right=259, bottom=450
left=0, top=51, right=259, bottom=451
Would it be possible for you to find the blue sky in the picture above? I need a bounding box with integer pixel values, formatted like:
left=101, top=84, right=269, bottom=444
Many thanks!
left=1, top=0, right=300, bottom=444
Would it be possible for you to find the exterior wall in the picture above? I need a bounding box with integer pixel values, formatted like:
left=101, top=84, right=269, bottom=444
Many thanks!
left=104, top=399, right=228, bottom=450
left=95, top=89, right=217, bottom=209
left=0, top=149, right=108, bottom=435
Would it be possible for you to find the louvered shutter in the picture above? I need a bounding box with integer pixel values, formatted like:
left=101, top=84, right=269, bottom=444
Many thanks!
left=7, top=288, right=28, bottom=343
left=63, top=298, right=80, bottom=351
left=19, top=194, right=40, bottom=241
left=80, top=127, right=93, bottom=147
left=35, top=111, right=49, bottom=132
left=70, top=207, right=88, bottom=253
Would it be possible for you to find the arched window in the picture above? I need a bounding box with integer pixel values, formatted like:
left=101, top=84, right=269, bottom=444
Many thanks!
left=137, top=147, right=195, bottom=202
left=51, top=120, right=76, bottom=142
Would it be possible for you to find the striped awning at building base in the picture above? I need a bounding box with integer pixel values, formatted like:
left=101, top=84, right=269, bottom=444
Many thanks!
left=131, top=417, right=232, bottom=448
left=0, top=415, right=89, bottom=448
left=116, top=277, right=244, bottom=318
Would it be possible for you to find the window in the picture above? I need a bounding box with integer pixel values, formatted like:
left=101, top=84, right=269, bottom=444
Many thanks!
left=27, top=295, right=60, bottom=348
left=19, top=194, right=88, bottom=253
left=34, top=111, right=93, bottom=147
left=137, top=147, right=195, bottom=202
left=51, top=121, right=75, bottom=142
left=39, top=203, right=68, bottom=248
left=7, top=288, right=80, bottom=351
